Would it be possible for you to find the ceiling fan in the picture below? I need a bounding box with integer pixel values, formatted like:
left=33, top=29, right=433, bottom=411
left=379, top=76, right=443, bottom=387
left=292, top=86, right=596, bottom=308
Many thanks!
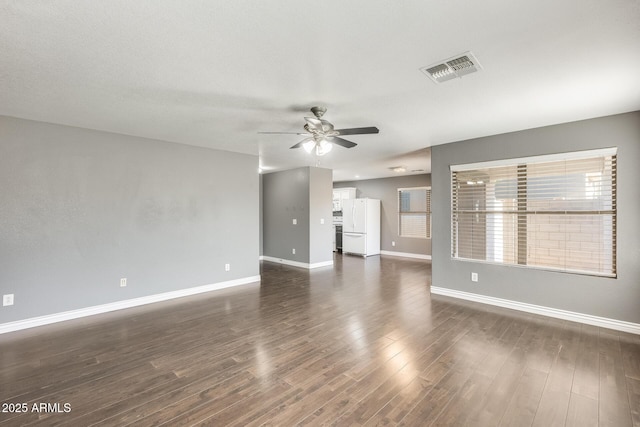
left=259, top=106, right=379, bottom=156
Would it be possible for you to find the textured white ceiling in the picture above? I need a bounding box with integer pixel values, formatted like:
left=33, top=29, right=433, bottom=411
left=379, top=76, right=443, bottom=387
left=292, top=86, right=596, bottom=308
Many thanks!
left=2, top=1, right=639, bottom=181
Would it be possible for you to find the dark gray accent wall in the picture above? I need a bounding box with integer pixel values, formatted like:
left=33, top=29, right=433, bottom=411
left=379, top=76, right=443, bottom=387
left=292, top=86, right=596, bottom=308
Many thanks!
left=335, top=174, right=432, bottom=256
left=263, top=168, right=310, bottom=263
left=262, top=167, right=333, bottom=265
left=0, top=116, right=260, bottom=323
left=431, top=111, right=640, bottom=324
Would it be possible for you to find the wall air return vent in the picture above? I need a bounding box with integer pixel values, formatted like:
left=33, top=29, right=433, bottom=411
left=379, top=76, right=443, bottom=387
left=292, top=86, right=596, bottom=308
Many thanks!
left=420, top=52, right=482, bottom=83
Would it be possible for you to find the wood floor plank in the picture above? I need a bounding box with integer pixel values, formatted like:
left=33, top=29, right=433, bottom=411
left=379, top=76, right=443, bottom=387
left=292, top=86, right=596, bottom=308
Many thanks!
left=0, top=255, right=637, bottom=426
left=627, top=376, right=640, bottom=427
left=599, top=330, right=633, bottom=427
left=468, top=347, right=530, bottom=426
left=16, top=364, right=177, bottom=426
left=70, top=366, right=243, bottom=426
left=137, top=372, right=288, bottom=427
left=620, top=335, right=640, bottom=381
left=355, top=311, right=483, bottom=425
left=498, top=367, right=548, bottom=427
left=361, top=377, right=436, bottom=426
left=571, top=324, right=600, bottom=400
left=565, top=392, right=598, bottom=427
left=468, top=316, right=549, bottom=426
left=241, top=373, right=354, bottom=427
left=531, top=321, right=581, bottom=427
left=430, top=371, right=494, bottom=426
left=395, top=326, right=496, bottom=426
left=436, top=316, right=529, bottom=426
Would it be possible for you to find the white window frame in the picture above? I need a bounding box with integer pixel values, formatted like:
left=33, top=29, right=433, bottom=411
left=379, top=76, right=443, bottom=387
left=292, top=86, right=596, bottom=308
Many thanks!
left=398, top=186, right=431, bottom=239
left=450, top=148, right=617, bottom=277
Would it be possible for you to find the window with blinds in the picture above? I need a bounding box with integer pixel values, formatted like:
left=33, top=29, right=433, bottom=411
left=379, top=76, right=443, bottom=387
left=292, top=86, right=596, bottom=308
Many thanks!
left=451, top=148, right=616, bottom=277
left=398, top=187, right=431, bottom=239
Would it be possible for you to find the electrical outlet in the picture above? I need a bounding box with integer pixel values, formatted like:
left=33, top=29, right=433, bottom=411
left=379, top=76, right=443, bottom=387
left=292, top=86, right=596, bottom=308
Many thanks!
left=320, top=218, right=325, bottom=225
left=292, top=218, right=297, bottom=225
left=292, top=248, right=296, bottom=254
left=392, top=241, right=396, bottom=247
left=471, top=272, right=478, bottom=282
left=120, top=278, right=127, bottom=287
left=225, top=263, right=230, bottom=271
left=3, top=294, right=14, bottom=306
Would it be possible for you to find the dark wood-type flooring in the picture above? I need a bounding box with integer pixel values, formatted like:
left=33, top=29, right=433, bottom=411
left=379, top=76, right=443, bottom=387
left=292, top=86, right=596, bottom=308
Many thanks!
left=1, top=255, right=639, bottom=426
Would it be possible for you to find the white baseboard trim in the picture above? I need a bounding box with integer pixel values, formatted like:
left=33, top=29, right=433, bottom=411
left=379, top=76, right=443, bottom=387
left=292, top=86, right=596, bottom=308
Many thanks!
left=0, top=275, right=261, bottom=335
left=380, top=250, right=432, bottom=260
left=430, top=286, right=640, bottom=335
left=261, top=256, right=334, bottom=269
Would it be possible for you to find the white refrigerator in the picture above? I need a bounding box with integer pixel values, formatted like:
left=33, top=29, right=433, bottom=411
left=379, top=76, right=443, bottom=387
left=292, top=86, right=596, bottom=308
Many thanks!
left=342, top=198, right=380, bottom=256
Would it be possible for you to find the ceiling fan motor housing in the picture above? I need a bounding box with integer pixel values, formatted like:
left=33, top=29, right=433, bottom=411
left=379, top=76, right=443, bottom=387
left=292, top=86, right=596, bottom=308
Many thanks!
left=310, top=106, right=327, bottom=119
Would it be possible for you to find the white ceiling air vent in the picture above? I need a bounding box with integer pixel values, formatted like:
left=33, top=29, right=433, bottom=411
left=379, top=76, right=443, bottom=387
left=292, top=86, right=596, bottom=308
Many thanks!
left=420, top=52, right=482, bottom=84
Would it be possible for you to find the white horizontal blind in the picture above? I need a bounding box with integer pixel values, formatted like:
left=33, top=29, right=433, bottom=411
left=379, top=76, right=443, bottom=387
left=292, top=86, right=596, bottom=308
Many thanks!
left=399, top=187, right=431, bottom=239
left=451, top=150, right=616, bottom=277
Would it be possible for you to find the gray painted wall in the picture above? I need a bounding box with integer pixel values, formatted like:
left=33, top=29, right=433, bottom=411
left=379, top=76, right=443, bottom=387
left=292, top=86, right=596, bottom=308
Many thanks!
left=259, top=174, right=263, bottom=256
left=431, top=111, right=640, bottom=324
left=0, top=116, right=260, bottom=323
left=263, top=168, right=310, bottom=263
left=262, top=167, right=333, bottom=265
left=309, top=167, right=333, bottom=264
left=335, top=174, right=432, bottom=256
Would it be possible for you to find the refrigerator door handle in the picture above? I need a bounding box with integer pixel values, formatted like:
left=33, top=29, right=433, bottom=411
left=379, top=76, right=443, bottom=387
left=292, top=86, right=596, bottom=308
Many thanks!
left=352, top=203, right=356, bottom=229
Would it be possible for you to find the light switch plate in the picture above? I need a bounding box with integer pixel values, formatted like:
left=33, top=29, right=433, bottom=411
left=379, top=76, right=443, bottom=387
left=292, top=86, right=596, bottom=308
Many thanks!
left=3, top=294, right=14, bottom=306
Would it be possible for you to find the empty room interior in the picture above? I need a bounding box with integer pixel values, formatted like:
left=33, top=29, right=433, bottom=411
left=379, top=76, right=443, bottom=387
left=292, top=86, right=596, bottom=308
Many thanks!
left=1, top=1, right=640, bottom=426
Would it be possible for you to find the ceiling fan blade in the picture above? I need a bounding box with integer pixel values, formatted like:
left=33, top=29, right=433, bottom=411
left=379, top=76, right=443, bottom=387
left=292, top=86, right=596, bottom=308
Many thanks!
left=329, top=137, right=357, bottom=148
left=290, top=137, right=313, bottom=149
left=320, top=119, right=334, bottom=131
left=335, top=126, right=379, bottom=135
left=258, top=131, right=308, bottom=135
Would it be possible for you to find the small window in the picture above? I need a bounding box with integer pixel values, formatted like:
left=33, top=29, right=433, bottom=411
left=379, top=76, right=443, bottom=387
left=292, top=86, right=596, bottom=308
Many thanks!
left=398, top=187, right=431, bottom=239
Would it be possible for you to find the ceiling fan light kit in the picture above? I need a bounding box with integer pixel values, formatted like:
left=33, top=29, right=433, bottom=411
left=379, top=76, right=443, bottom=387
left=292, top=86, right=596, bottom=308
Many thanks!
left=259, top=106, right=379, bottom=156
left=303, top=138, right=333, bottom=156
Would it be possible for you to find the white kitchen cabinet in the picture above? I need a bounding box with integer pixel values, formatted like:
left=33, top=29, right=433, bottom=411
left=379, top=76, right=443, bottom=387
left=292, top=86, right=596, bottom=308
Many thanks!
left=332, top=187, right=356, bottom=212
